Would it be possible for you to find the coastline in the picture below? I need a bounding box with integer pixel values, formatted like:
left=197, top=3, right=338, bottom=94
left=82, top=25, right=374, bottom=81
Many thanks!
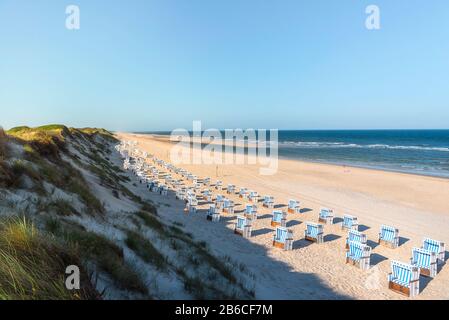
left=115, top=131, right=449, bottom=299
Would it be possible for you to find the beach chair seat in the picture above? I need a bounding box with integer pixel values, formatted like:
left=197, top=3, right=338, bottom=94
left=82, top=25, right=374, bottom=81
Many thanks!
left=207, top=204, right=220, bottom=222
left=287, top=199, right=300, bottom=214
left=262, top=195, right=274, bottom=209
left=342, top=214, right=359, bottom=231
left=346, top=241, right=371, bottom=270
left=379, top=225, right=399, bottom=248
left=305, top=222, right=324, bottom=243
left=345, top=229, right=367, bottom=249
left=410, top=248, right=438, bottom=278
left=422, top=238, right=445, bottom=263
left=318, top=208, right=334, bottom=225
left=272, top=227, right=293, bottom=251
left=388, top=261, right=420, bottom=297
left=223, top=199, right=235, bottom=214
left=271, top=210, right=287, bottom=227
left=234, top=216, right=252, bottom=238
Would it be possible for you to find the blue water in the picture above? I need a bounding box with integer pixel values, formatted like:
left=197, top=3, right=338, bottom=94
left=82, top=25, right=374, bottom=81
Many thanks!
left=139, top=130, right=449, bottom=178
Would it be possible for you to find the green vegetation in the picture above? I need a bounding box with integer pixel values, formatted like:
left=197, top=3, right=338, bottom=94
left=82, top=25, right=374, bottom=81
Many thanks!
left=125, top=230, right=167, bottom=270
left=0, top=217, right=99, bottom=300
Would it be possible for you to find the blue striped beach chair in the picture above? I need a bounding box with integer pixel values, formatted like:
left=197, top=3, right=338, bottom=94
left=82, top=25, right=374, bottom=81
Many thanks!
left=248, top=191, right=259, bottom=203
left=422, top=238, right=445, bottom=263
left=388, top=261, right=420, bottom=297
left=223, top=199, right=235, bottom=214
left=345, top=229, right=367, bottom=249
left=271, top=210, right=287, bottom=227
left=244, top=204, right=257, bottom=219
left=287, top=199, right=300, bottom=214
left=272, top=227, right=293, bottom=250
left=305, top=222, right=324, bottom=243
left=188, top=197, right=198, bottom=214
left=234, top=215, right=252, bottom=238
left=204, top=177, right=211, bottom=186
left=410, top=248, right=437, bottom=278
left=342, top=214, right=358, bottom=231
left=346, top=241, right=371, bottom=270
left=318, top=208, right=334, bottom=225
left=379, top=225, right=399, bottom=248
left=239, top=187, right=248, bottom=199
left=215, top=180, right=223, bottom=190
left=263, top=195, right=274, bottom=209
left=227, top=184, right=236, bottom=194
left=202, top=189, right=212, bottom=202
left=207, top=204, right=220, bottom=222
left=215, top=194, right=225, bottom=209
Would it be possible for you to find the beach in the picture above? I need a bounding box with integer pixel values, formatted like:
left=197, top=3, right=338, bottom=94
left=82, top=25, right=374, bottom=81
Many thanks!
left=116, top=132, right=449, bottom=300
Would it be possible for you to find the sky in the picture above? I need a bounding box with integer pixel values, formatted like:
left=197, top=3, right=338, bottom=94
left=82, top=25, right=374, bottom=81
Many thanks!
left=1, top=0, right=449, bottom=131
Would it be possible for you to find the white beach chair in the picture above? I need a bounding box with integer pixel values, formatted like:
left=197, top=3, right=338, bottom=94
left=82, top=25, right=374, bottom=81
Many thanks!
left=346, top=241, right=371, bottom=270
left=223, top=199, right=235, bottom=214
left=239, top=188, right=248, bottom=199
left=318, top=208, right=334, bottom=225
left=345, top=229, right=367, bottom=249
left=227, top=184, right=236, bottom=195
left=248, top=191, right=259, bottom=204
left=410, top=248, right=438, bottom=278
left=388, top=261, right=420, bottom=297
left=207, top=204, right=220, bottom=222
left=342, top=214, right=359, bottom=231
left=262, top=195, right=274, bottom=209
left=271, top=210, right=287, bottom=227
left=244, top=204, right=257, bottom=220
left=422, top=238, right=445, bottom=263
left=287, top=199, right=300, bottom=214
left=272, top=227, right=293, bottom=251
left=234, top=216, right=252, bottom=238
left=215, top=180, right=223, bottom=190
left=305, top=222, right=324, bottom=244
left=379, top=225, right=399, bottom=248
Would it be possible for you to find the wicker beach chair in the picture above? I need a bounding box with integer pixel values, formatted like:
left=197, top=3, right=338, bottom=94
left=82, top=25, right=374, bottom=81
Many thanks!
left=262, top=195, right=274, bottom=209
left=410, top=248, right=438, bottom=278
left=305, top=222, right=324, bottom=243
left=234, top=216, right=252, bottom=238
left=388, top=261, right=420, bottom=297
left=287, top=199, right=300, bottom=214
left=379, top=225, right=399, bottom=248
left=318, top=208, right=334, bottom=225
left=342, top=214, right=359, bottom=231
left=272, top=227, right=293, bottom=251
left=345, top=229, right=367, bottom=249
left=271, top=210, right=287, bottom=227
left=422, top=238, right=445, bottom=263
left=346, top=241, right=371, bottom=270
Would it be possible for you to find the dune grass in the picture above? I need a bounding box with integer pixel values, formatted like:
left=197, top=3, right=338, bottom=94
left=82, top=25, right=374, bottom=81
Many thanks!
left=125, top=229, right=167, bottom=270
left=0, top=217, right=99, bottom=300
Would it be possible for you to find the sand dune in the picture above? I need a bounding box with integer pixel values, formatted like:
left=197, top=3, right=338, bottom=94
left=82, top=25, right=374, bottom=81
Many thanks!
left=117, top=132, right=449, bottom=300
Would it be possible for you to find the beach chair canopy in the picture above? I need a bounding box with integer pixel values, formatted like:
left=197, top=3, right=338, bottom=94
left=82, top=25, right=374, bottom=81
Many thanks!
left=343, top=215, right=357, bottom=227
left=347, top=230, right=366, bottom=243
left=390, top=261, right=417, bottom=288
left=306, top=223, right=322, bottom=238
left=380, top=225, right=398, bottom=242
left=236, top=216, right=246, bottom=230
left=347, top=241, right=369, bottom=260
left=319, top=208, right=333, bottom=218
left=422, top=238, right=443, bottom=255
left=274, top=227, right=288, bottom=243
left=272, top=210, right=283, bottom=222
left=412, top=248, right=434, bottom=269
left=288, top=200, right=298, bottom=209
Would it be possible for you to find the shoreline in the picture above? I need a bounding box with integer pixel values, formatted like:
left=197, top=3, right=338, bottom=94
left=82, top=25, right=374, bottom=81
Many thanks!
left=121, top=132, right=449, bottom=181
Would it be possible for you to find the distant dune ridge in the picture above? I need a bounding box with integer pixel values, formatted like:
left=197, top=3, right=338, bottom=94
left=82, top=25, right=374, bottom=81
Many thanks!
left=0, top=125, right=254, bottom=300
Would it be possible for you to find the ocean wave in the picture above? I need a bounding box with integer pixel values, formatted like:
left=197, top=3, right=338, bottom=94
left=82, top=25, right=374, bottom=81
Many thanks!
left=278, top=141, right=449, bottom=152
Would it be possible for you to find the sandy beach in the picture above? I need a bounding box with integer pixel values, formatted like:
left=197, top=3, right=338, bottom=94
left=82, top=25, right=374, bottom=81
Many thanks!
left=116, top=132, right=449, bottom=300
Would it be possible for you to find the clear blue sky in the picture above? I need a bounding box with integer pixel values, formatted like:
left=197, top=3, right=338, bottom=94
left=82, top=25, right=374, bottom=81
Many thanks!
left=1, top=0, right=448, bottom=131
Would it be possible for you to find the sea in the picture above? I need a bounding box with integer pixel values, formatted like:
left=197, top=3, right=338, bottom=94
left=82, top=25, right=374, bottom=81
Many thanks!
left=138, top=130, right=449, bottom=179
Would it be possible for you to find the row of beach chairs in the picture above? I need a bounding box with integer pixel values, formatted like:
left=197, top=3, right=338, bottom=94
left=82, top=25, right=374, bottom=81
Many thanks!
left=117, top=141, right=446, bottom=298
